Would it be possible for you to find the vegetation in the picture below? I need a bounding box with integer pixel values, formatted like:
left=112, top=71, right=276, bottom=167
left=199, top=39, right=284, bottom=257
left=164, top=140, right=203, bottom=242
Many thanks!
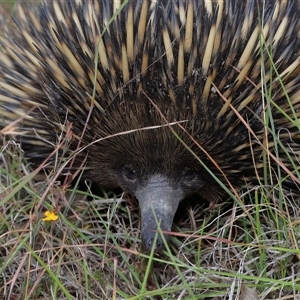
left=1, top=1, right=300, bottom=299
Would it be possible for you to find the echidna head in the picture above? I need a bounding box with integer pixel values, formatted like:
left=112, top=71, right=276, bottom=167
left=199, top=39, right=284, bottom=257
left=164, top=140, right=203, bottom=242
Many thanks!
left=87, top=111, right=215, bottom=251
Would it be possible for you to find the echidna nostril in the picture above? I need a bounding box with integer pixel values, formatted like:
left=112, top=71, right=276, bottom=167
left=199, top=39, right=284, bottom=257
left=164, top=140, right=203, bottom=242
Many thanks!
left=144, top=235, right=164, bottom=252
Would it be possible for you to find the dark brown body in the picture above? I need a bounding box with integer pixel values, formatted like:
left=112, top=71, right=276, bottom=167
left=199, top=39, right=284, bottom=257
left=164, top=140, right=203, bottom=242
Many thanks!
left=1, top=0, right=300, bottom=250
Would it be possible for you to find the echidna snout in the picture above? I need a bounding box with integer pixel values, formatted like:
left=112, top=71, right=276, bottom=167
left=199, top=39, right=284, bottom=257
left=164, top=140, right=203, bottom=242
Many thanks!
left=135, top=175, right=185, bottom=251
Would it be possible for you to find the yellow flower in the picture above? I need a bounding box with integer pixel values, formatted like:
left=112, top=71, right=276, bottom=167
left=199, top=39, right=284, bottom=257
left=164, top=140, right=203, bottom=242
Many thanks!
left=42, top=210, right=59, bottom=222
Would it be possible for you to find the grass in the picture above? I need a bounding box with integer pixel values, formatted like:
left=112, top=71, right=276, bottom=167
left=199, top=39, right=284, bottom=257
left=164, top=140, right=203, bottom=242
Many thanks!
left=1, top=1, right=300, bottom=299
left=1, top=137, right=300, bottom=299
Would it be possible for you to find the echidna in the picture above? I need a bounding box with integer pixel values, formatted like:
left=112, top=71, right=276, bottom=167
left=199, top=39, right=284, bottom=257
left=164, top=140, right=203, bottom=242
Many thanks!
left=1, top=0, right=300, bottom=251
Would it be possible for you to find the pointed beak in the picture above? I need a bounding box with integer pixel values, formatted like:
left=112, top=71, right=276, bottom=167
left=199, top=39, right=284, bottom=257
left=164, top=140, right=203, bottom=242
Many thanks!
left=135, top=175, right=184, bottom=251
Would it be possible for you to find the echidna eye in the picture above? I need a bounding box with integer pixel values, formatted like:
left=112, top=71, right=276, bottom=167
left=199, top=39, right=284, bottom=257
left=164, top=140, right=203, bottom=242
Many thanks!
left=181, top=168, right=202, bottom=189
left=182, top=168, right=196, bottom=178
left=122, top=165, right=137, bottom=181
